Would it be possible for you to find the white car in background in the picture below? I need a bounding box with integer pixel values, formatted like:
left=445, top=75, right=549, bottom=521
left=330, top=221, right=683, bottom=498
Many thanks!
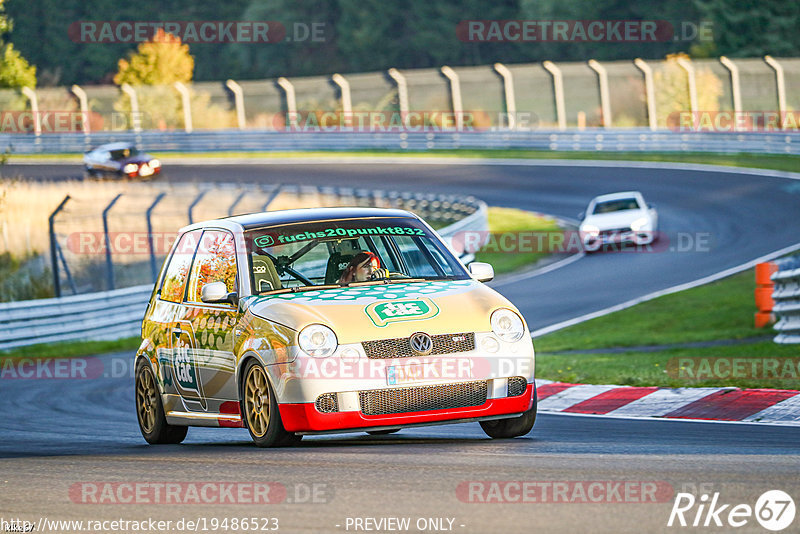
left=578, top=191, right=658, bottom=251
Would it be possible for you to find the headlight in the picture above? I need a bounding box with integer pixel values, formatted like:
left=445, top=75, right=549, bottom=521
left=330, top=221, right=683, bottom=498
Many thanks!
left=150, top=159, right=161, bottom=168
left=490, top=309, right=525, bottom=342
left=123, top=163, right=138, bottom=174
left=630, top=217, right=650, bottom=231
left=580, top=224, right=599, bottom=237
left=298, top=324, right=338, bottom=358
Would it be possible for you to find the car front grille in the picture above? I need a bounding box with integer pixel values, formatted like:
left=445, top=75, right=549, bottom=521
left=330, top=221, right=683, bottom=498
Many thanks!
left=507, top=376, right=528, bottom=397
left=362, top=333, right=475, bottom=359
left=358, top=380, right=488, bottom=416
left=599, top=227, right=632, bottom=236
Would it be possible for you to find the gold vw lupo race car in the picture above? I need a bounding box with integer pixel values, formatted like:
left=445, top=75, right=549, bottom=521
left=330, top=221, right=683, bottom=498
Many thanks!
left=136, top=207, right=537, bottom=447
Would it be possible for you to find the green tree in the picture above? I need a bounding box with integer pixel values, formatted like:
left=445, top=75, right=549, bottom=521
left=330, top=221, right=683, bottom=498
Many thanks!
left=0, top=0, right=35, bottom=88
left=114, top=29, right=194, bottom=86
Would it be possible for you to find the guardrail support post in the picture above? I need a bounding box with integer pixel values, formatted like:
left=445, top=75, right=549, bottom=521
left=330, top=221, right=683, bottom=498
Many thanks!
left=102, top=193, right=123, bottom=291
left=634, top=58, right=657, bottom=131
left=21, top=87, right=41, bottom=137
left=331, top=73, right=352, bottom=128
left=48, top=195, right=71, bottom=297
left=146, top=192, right=166, bottom=283
left=543, top=61, right=566, bottom=130
left=188, top=190, right=208, bottom=224
left=493, top=63, right=517, bottom=130
left=764, top=56, right=787, bottom=130
left=387, top=68, right=410, bottom=127
left=276, top=77, right=298, bottom=130
left=173, top=82, right=193, bottom=133
left=70, top=84, right=91, bottom=137
left=225, top=79, right=247, bottom=130
left=676, top=57, right=698, bottom=117
left=440, top=66, right=464, bottom=130
left=719, top=56, right=742, bottom=131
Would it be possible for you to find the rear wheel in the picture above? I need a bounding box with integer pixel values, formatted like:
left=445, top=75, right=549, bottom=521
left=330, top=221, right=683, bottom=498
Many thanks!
left=480, top=387, right=537, bottom=439
left=135, top=359, right=187, bottom=444
left=241, top=359, right=299, bottom=447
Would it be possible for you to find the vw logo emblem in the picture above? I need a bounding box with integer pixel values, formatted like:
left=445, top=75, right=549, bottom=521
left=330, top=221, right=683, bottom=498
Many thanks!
left=409, top=332, right=433, bottom=356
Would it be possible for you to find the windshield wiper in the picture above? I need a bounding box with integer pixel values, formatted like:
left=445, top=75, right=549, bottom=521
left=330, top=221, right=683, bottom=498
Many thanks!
left=256, top=284, right=340, bottom=295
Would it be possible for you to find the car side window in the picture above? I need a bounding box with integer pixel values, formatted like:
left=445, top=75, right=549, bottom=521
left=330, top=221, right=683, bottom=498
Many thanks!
left=160, top=230, right=202, bottom=303
left=186, top=230, right=238, bottom=303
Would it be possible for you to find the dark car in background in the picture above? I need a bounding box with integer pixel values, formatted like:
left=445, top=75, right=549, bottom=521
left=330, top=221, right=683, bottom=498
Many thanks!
left=83, top=142, right=161, bottom=179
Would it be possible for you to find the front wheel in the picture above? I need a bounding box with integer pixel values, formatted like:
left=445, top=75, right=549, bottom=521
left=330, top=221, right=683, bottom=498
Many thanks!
left=480, top=387, right=537, bottom=439
left=241, top=359, right=298, bottom=447
left=135, top=359, right=187, bottom=444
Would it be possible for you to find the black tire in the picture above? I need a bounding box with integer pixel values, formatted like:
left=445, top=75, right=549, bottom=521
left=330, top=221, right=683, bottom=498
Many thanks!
left=480, top=387, right=537, bottom=439
left=135, top=359, right=188, bottom=445
left=240, top=359, right=298, bottom=448
left=367, top=429, right=400, bottom=435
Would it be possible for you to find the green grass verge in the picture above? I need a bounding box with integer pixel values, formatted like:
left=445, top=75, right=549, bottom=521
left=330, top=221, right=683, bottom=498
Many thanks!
left=534, top=267, right=799, bottom=389
left=8, top=149, right=800, bottom=174
left=0, top=337, right=140, bottom=359
left=536, top=342, right=800, bottom=390
left=535, top=269, right=764, bottom=352
left=476, top=207, right=563, bottom=275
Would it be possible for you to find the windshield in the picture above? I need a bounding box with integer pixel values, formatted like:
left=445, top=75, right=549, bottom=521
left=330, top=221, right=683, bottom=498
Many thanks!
left=109, top=147, right=140, bottom=160
left=592, top=198, right=641, bottom=214
left=245, top=217, right=469, bottom=294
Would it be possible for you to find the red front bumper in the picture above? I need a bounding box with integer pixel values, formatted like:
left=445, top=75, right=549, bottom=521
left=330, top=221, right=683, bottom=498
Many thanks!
left=278, top=384, right=535, bottom=433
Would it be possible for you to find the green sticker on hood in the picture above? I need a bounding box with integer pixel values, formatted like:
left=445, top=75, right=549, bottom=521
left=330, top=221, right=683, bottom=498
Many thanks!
left=365, top=298, right=439, bottom=327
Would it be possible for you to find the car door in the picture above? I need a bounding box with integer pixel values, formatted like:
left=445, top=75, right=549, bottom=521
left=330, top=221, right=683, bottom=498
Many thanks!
left=180, top=229, right=241, bottom=410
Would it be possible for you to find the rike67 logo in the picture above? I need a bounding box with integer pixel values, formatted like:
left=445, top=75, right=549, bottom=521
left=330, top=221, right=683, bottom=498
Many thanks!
left=668, top=490, right=795, bottom=531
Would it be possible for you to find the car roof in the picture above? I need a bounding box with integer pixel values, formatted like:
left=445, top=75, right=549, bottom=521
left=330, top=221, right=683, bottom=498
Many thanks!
left=180, top=207, right=420, bottom=233
left=591, top=191, right=643, bottom=203
left=90, top=142, right=136, bottom=151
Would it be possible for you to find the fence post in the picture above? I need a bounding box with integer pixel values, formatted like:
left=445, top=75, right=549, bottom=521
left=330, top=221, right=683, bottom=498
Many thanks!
left=331, top=73, right=352, bottom=128
left=387, top=68, right=410, bottom=127
left=493, top=63, right=517, bottom=130
left=764, top=56, right=787, bottom=130
left=70, top=84, right=91, bottom=137
left=48, top=195, right=71, bottom=297
left=102, top=194, right=123, bottom=291
left=676, top=57, right=698, bottom=117
left=276, top=77, right=298, bottom=130
left=440, top=66, right=464, bottom=130
left=634, top=58, right=657, bottom=131
left=588, top=60, right=612, bottom=128
left=173, top=82, right=193, bottom=133
left=543, top=61, right=566, bottom=130
left=719, top=56, right=742, bottom=131
left=225, top=79, right=246, bottom=130
left=188, top=190, right=208, bottom=225
left=120, top=83, right=142, bottom=133
left=21, top=87, right=41, bottom=137
left=146, top=192, right=166, bottom=283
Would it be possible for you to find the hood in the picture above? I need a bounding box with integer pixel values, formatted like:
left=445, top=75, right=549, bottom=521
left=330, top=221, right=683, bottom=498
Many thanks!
left=244, top=279, right=516, bottom=344
left=583, top=209, right=647, bottom=230
left=121, top=153, right=155, bottom=164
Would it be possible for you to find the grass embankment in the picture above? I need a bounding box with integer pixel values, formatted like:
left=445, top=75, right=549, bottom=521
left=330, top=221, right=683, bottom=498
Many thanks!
left=475, top=207, right=564, bottom=275
left=534, top=269, right=800, bottom=389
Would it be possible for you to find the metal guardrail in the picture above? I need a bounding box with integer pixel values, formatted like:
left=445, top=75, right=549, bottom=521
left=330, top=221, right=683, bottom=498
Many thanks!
left=772, top=255, right=800, bottom=344
left=0, top=197, right=487, bottom=350
left=3, top=129, right=800, bottom=155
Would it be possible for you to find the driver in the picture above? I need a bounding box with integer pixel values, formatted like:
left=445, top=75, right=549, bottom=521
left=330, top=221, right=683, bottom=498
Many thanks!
left=338, top=251, right=381, bottom=284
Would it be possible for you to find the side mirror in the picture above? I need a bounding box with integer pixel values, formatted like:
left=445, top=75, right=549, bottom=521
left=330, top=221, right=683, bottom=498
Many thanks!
left=648, top=203, right=656, bottom=210
left=468, top=262, right=494, bottom=282
left=201, top=281, right=238, bottom=305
